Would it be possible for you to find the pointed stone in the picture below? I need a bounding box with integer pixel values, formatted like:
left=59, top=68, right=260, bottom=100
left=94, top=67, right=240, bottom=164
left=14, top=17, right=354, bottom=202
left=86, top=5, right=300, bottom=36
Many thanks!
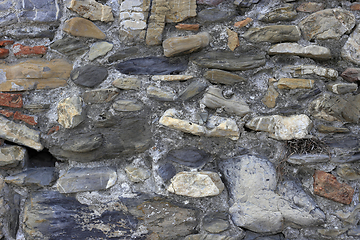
left=68, top=0, right=114, bottom=22
left=227, top=28, right=239, bottom=51
left=5, top=167, right=57, bottom=187
left=163, top=32, right=210, bottom=57
left=177, top=80, right=208, bottom=101
left=327, top=83, right=358, bottom=95
left=63, top=17, right=106, bottom=39
left=341, top=68, right=360, bottom=82
left=70, top=65, right=108, bottom=88
left=262, top=78, right=279, bottom=108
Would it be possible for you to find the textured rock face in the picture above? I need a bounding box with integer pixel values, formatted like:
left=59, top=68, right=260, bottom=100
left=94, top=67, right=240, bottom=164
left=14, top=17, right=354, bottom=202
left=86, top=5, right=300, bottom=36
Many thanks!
left=57, top=96, right=85, bottom=129
left=163, top=32, right=210, bottom=57
left=277, top=78, right=314, bottom=89
left=282, top=65, right=338, bottom=80
left=63, top=17, right=106, bottom=39
left=68, top=0, right=114, bottom=22
left=259, top=4, right=297, bottom=23
left=204, top=69, right=245, bottom=85
left=166, top=147, right=211, bottom=168
left=269, top=43, right=331, bottom=60
left=342, top=25, right=360, bottom=65
left=71, top=65, right=108, bottom=88
left=243, top=25, right=301, bottom=43
left=0, top=146, right=26, bottom=167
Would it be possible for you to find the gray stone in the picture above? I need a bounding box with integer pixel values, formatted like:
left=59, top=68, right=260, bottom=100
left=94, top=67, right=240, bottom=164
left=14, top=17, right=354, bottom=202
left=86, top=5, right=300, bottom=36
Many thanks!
left=5, top=167, right=57, bottom=187
left=342, top=24, right=360, bottom=65
left=259, top=4, right=297, bottom=23
left=203, top=212, right=229, bottom=233
left=61, top=133, right=103, bottom=153
left=83, top=88, right=119, bottom=103
left=16, top=0, right=62, bottom=23
left=0, top=145, right=26, bottom=167
left=269, top=43, right=331, bottom=60
left=125, top=165, right=151, bottom=182
left=198, top=8, right=235, bottom=23
left=327, top=83, right=358, bottom=95
left=287, top=154, right=330, bottom=165
left=108, top=47, right=140, bottom=62
left=70, top=65, right=108, bottom=88
left=163, top=32, right=210, bottom=57
left=243, top=25, right=301, bottom=43
left=166, top=147, right=211, bottom=168
left=185, top=234, right=237, bottom=240
left=147, top=85, right=176, bottom=101
left=282, top=65, right=338, bottom=80
left=348, top=227, right=360, bottom=236
left=192, top=51, right=266, bottom=71
left=157, top=163, right=176, bottom=181
left=296, top=2, right=324, bottom=13
left=234, top=0, right=260, bottom=7
left=299, top=8, right=355, bottom=40
left=57, top=167, right=117, bottom=193
left=337, top=164, right=360, bottom=181
left=112, top=99, right=144, bottom=111
left=204, top=69, right=246, bottom=85
left=112, top=77, right=141, bottom=90
left=197, top=0, right=225, bottom=6
left=57, top=96, right=85, bottom=129
left=88, top=41, right=113, bottom=61
left=50, top=37, right=89, bottom=60
left=297, top=88, right=321, bottom=101
left=177, top=80, right=208, bottom=101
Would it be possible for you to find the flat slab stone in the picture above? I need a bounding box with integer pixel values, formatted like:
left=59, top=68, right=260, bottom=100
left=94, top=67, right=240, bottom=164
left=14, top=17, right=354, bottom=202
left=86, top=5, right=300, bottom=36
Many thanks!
left=327, top=83, right=358, bottom=95
left=61, top=132, right=103, bottom=153
left=287, top=154, right=330, bottom=165
left=177, top=80, right=208, bottom=101
left=198, top=8, right=235, bottom=23
left=70, top=65, right=108, bottom=88
left=243, top=25, right=301, bottom=43
left=63, top=17, right=106, bottom=39
left=278, top=78, right=314, bottom=89
left=269, top=43, right=331, bottom=60
left=147, top=85, right=176, bottom=101
left=88, top=41, right=113, bottom=61
left=163, top=32, right=210, bottom=57
left=112, top=77, right=141, bottom=90
left=50, top=37, right=89, bottom=60
left=259, top=4, right=297, bottom=23
left=68, top=0, right=114, bottom=22
left=204, top=69, right=245, bottom=85
left=112, top=99, right=144, bottom=111
left=83, top=88, right=119, bottom=104
left=152, top=75, right=193, bottom=81
left=166, top=147, right=211, bottom=168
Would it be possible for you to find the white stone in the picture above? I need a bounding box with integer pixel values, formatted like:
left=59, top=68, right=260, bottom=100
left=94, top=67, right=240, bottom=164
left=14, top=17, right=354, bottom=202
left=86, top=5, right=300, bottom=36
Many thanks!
left=269, top=43, right=331, bottom=60
left=120, top=0, right=143, bottom=11
left=121, top=20, right=147, bottom=30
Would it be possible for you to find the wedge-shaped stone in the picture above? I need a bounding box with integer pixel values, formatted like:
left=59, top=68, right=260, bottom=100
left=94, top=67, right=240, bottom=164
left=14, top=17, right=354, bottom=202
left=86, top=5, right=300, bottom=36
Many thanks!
left=0, top=59, right=72, bottom=91
left=83, top=88, right=119, bottom=104
left=147, top=85, right=176, bottom=101
left=201, top=86, right=251, bottom=116
left=282, top=65, right=338, bottom=80
left=227, top=28, right=239, bottom=51
left=0, top=116, right=43, bottom=151
left=327, top=83, right=358, bottom=95
left=152, top=75, right=193, bottom=81
left=168, top=171, right=224, bottom=197
left=342, top=25, right=360, bottom=65
left=317, top=125, right=350, bottom=134
left=204, top=69, right=245, bottom=85
left=163, top=32, right=210, bottom=57
left=71, top=65, right=108, bottom=88
left=177, top=80, right=208, bottom=101
left=269, top=43, right=331, bottom=60
left=246, top=114, right=312, bottom=140
left=262, top=78, right=279, bottom=108
left=166, top=147, right=211, bottom=168
left=68, top=0, right=114, bottom=22
left=50, top=37, right=89, bottom=60
left=341, top=68, right=360, bottom=82
left=278, top=78, right=314, bottom=89
left=0, top=145, right=26, bottom=167
left=63, top=17, right=106, bottom=39
left=243, top=25, right=301, bottom=43
left=125, top=165, right=151, bottom=182
left=5, top=167, right=57, bottom=187
left=57, top=96, right=85, bottom=129
left=57, top=167, right=117, bottom=193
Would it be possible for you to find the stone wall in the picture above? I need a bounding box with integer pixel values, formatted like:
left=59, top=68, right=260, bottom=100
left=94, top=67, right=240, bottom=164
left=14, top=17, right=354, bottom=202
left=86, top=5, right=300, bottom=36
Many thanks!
left=1, top=0, right=360, bottom=239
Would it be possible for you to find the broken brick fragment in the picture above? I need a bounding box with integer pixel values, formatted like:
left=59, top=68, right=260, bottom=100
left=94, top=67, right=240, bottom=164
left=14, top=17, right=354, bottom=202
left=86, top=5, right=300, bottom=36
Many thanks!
left=13, top=43, right=47, bottom=58
left=313, top=170, right=354, bottom=204
left=0, top=48, right=9, bottom=59
left=0, top=109, right=14, bottom=118
left=47, top=125, right=60, bottom=135
left=0, top=40, right=14, bottom=47
left=175, top=24, right=200, bottom=31
left=13, top=111, right=37, bottom=125
left=351, top=3, right=360, bottom=11
left=0, top=93, right=23, bottom=108
left=234, top=18, right=253, bottom=28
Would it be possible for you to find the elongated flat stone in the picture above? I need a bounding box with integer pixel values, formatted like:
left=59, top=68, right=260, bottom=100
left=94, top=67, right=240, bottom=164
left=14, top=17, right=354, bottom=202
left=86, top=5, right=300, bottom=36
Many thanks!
left=63, top=17, right=106, bottom=39
left=297, top=2, right=324, bottom=13
left=83, top=88, right=119, bottom=103
left=88, top=42, right=113, bottom=61
left=282, top=65, right=338, bottom=80
left=342, top=25, right=360, bottom=65
left=0, top=145, right=26, bottom=167
left=227, top=28, right=239, bottom=51
left=163, top=32, right=210, bottom=57
left=5, top=167, right=57, bottom=187
left=57, top=167, right=117, bottom=193
left=177, top=80, right=208, bottom=101
left=259, top=4, right=297, bottom=23
left=0, top=93, right=22, bottom=108
left=198, top=8, right=235, bottom=23
left=287, top=154, right=330, bottom=165
left=68, top=0, right=114, bottom=22
left=278, top=78, right=314, bottom=89
left=269, top=43, right=331, bottom=60
left=327, top=83, right=358, bottom=95
left=112, top=77, right=141, bottom=90
left=61, top=133, right=103, bottom=153
left=243, top=25, right=301, bottom=43
left=0, top=59, right=72, bottom=91
left=147, top=85, right=176, bottom=101
left=317, top=125, right=350, bottom=134
left=112, top=99, right=143, bottom=111
left=204, top=69, right=245, bottom=85
left=152, top=75, right=193, bottom=81
left=166, top=147, right=211, bottom=168
left=0, top=116, right=43, bottom=150
left=50, top=37, right=89, bottom=60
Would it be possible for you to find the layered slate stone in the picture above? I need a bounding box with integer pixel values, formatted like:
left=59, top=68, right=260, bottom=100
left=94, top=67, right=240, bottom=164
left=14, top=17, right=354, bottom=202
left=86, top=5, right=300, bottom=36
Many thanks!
left=5, top=167, right=57, bottom=187
left=70, top=65, right=108, bottom=88
left=0, top=59, right=72, bottom=91
left=287, top=154, right=330, bottom=165
left=163, top=32, right=210, bottom=57
left=147, top=85, right=176, bottom=101
left=269, top=43, right=331, bottom=60
left=24, top=191, right=139, bottom=239
left=50, top=37, right=89, bottom=60
left=243, top=25, right=301, bottom=43
left=0, top=93, right=22, bottom=108
left=299, top=9, right=355, bottom=40
left=57, top=167, right=116, bottom=193
left=61, top=133, right=103, bottom=153
left=166, top=147, right=211, bottom=168
left=277, top=78, right=314, bottom=89
left=0, top=145, right=26, bottom=167
left=197, top=8, right=235, bottom=23
left=15, top=0, right=62, bottom=23
left=157, top=163, right=176, bottom=181
left=342, top=25, right=360, bottom=65
left=112, top=99, right=144, bottom=111
left=63, top=17, right=106, bottom=39
left=204, top=69, right=245, bottom=85
left=116, top=57, right=188, bottom=75
left=152, top=75, right=193, bottom=81
left=192, top=51, right=265, bottom=71
left=68, top=0, right=114, bottom=22
left=341, top=68, right=360, bottom=82
left=327, top=83, right=358, bottom=95
left=112, top=77, right=141, bottom=90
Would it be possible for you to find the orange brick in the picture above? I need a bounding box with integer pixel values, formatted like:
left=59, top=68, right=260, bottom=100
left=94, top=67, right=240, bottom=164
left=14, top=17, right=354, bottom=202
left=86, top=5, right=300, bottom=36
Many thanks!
left=13, top=111, right=37, bottom=125
left=47, top=125, right=60, bottom=135
left=0, top=40, right=14, bottom=47
left=175, top=24, right=200, bottom=31
left=0, top=93, right=23, bottom=108
left=234, top=18, right=253, bottom=28
left=0, top=109, right=14, bottom=118
left=13, top=43, right=47, bottom=57
left=0, top=48, right=9, bottom=58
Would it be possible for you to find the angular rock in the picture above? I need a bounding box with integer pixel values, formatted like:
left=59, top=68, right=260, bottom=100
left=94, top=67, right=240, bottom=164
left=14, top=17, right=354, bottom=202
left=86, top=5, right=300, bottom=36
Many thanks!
left=0, top=145, right=26, bottom=167
left=166, top=0, right=197, bottom=23
left=227, top=28, right=239, bottom=51
left=168, top=171, right=224, bottom=197
left=116, top=57, right=187, bottom=75
left=112, top=99, right=144, bottom=111
left=192, top=51, right=265, bottom=71
left=245, top=115, right=312, bottom=140
left=177, top=80, right=208, bottom=101
left=112, top=77, right=141, bottom=90
left=83, top=88, right=119, bottom=104
left=234, top=17, right=253, bottom=28
left=278, top=78, right=314, bottom=89
left=147, top=85, right=176, bottom=101
left=259, top=4, right=297, bottom=23
left=71, top=65, right=108, bottom=88
left=203, top=212, right=229, bottom=233
left=198, top=8, right=235, bottom=23
left=175, top=24, right=200, bottom=31
left=243, top=25, right=301, bottom=43
left=145, top=0, right=167, bottom=45
left=296, top=2, right=324, bottom=13
left=0, top=59, right=72, bottom=91
left=0, top=93, right=22, bottom=108
left=269, top=43, right=331, bottom=60
left=163, top=32, right=210, bottom=57
left=297, top=88, right=321, bottom=101
left=287, top=154, right=329, bottom=165
left=157, top=163, right=176, bottom=182
left=15, top=0, right=62, bottom=23
left=166, top=147, right=211, bottom=168
left=299, top=9, right=355, bottom=40
left=317, top=125, right=350, bottom=134
left=68, top=0, right=114, bottom=22
left=63, top=17, right=106, bottom=39
left=57, top=167, right=116, bottom=193
left=0, top=109, right=13, bottom=118
left=341, top=68, right=360, bottom=82
left=61, top=133, right=103, bottom=153
left=0, top=116, right=43, bottom=150
left=152, top=75, right=193, bottom=81
left=50, top=37, right=89, bottom=60
left=13, top=43, right=47, bottom=58
left=125, top=165, right=151, bottom=182
left=88, top=41, right=113, bottom=61
left=5, top=167, right=57, bottom=187
left=201, top=86, right=251, bottom=116
left=327, top=83, right=358, bottom=95
left=313, top=170, right=354, bottom=204
left=342, top=25, right=360, bottom=65
left=282, top=65, right=338, bottom=80
left=57, top=96, right=85, bottom=129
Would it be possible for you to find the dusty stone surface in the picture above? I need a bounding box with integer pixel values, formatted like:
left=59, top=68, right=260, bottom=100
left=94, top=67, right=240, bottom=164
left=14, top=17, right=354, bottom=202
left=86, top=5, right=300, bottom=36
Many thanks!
left=226, top=28, right=239, bottom=51
left=269, top=43, right=331, bottom=60
left=259, top=4, right=297, bottom=22
left=296, top=2, right=324, bottom=13
left=112, top=77, right=141, bottom=90
left=88, top=41, right=113, bottom=61
left=277, top=78, right=314, bottom=89
left=262, top=78, right=279, bottom=108
left=0, top=145, right=26, bottom=167
left=204, top=69, right=245, bottom=85
left=68, top=0, right=114, bottom=22
left=282, top=65, right=338, bottom=80
left=342, top=24, right=360, bottom=65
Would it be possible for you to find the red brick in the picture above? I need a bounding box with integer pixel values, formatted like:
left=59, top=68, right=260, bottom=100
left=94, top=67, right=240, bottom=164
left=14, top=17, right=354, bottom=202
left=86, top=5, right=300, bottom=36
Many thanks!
left=234, top=18, right=253, bottom=28
left=13, top=43, right=47, bottom=57
left=0, top=93, right=23, bottom=108
left=13, top=111, right=37, bottom=125
left=175, top=24, right=200, bottom=31
left=313, top=170, right=354, bottom=205
left=47, top=125, right=60, bottom=135
left=0, top=109, right=14, bottom=118
left=0, top=48, right=9, bottom=59
left=351, top=3, right=360, bottom=11
left=0, top=40, right=14, bottom=47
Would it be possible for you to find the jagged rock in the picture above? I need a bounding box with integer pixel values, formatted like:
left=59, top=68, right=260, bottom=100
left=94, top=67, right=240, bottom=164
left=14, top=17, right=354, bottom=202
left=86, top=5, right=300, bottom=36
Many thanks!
left=147, top=85, right=176, bottom=101
left=192, top=51, right=265, bottom=71
left=0, top=59, right=72, bottom=91
left=163, top=32, right=210, bottom=57
left=112, top=77, right=141, bottom=90
left=299, top=9, right=355, bottom=40
left=57, top=96, right=85, bottom=129
left=287, top=154, right=330, bottom=165
left=166, top=0, right=197, bottom=23
left=0, top=145, right=26, bottom=167
left=227, top=28, right=239, bottom=51
left=168, top=171, right=224, bottom=197
left=70, top=65, right=108, bottom=88
left=204, top=69, right=245, bottom=85
left=198, top=8, right=235, bottom=23
left=5, top=167, right=57, bottom=187
left=203, top=212, right=229, bottom=233
left=0, top=116, right=43, bottom=151
left=327, top=83, right=358, bottom=95
left=201, top=86, right=251, bottom=116
left=277, top=78, right=314, bottom=89
left=68, top=0, right=114, bottom=22
left=125, top=165, right=151, bottom=182
left=341, top=68, right=360, bottom=82
left=243, top=25, right=301, bottom=43
left=296, top=2, right=324, bottom=13
left=61, top=133, right=103, bottom=153
left=88, top=41, right=113, bottom=61
left=262, top=78, right=279, bottom=108
left=83, top=88, right=119, bottom=104
left=63, top=17, right=106, bottom=39
left=282, top=65, right=338, bottom=80
left=112, top=99, right=144, bottom=111
left=259, top=4, right=297, bottom=22
left=166, top=147, right=211, bottom=168
left=50, top=37, right=89, bottom=60
left=246, top=115, right=312, bottom=140
left=177, top=80, right=208, bottom=101
left=342, top=25, right=360, bottom=65
left=269, top=43, right=331, bottom=60
left=152, top=75, right=193, bottom=81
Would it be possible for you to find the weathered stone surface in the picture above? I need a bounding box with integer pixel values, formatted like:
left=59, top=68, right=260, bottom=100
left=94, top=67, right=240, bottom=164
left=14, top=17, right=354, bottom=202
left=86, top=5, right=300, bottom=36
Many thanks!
left=0, top=48, right=9, bottom=58
left=177, top=80, right=208, bottom=101
left=185, top=234, right=237, bottom=240
left=0, top=109, right=13, bottom=118
left=157, top=163, right=176, bottom=181
left=125, top=165, right=151, bottom=182
left=227, top=28, right=239, bottom=51
left=337, top=164, right=360, bottom=181
left=175, top=23, right=200, bottom=31
left=166, top=147, right=211, bottom=168
left=116, top=57, right=187, bottom=75
left=299, top=9, right=355, bottom=40
left=57, top=96, right=85, bottom=129
left=234, top=0, right=260, bottom=7
left=351, top=3, right=360, bottom=11
left=108, top=47, right=140, bottom=62
left=201, top=86, right=251, bottom=116
left=317, top=125, right=350, bottom=134
left=5, top=167, right=57, bottom=187
left=0, top=40, right=13, bottom=47
left=197, top=0, right=225, bottom=5
left=262, top=78, right=279, bottom=108
left=342, top=24, right=360, bottom=65
left=68, top=0, right=114, bottom=22
left=0, top=59, right=72, bottom=91
left=145, top=0, right=168, bottom=45
left=313, top=170, right=354, bottom=204
left=71, top=65, right=108, bottom=88
left=243, top=25, right=301, bottom=43
left=282, top=65, right=338, bottom=80
left=234, top=17, right=253, bottom=28
left=147, top=85, right=176, bottom=101
left=152, top=75, right=193, bottom=81
left=83, top=88, right=119, bottom=104
left=204, top=69, right=245, bottom=85
left=287, top=154, right=329, bottom=165
left=0, top=116, right=43, bottom=150
left=341, top=68, right=360, bottom=82
left=192, top=51, right=265, bottom=71
left=203, top=212, right=229, bottom=233
left=112, top=77, right=141, bottom=90
left=0, top=145, right=26, bottom=167
left=57, top=167, right=116, bottom=193
left=63, top=17, right=106, bottom=39
left=348, top=227, right=360, bottom=237
left=327, top=83, right=358, bottom=95
left=168, top=171, right=224, bottom=197
left=0, top=93, right=22, bottom=108
left=112, top=99, right=144, bottom=111
left=61, top=133, right=103, bottom=153
left=278, top=78, right=314, bottom=89
left=269, top=43, right=331, bottom=60
left=198, top=8, right=235, bottom=23
left=259, top=4, right=297, bottom=22
left=166, top=0, right=197, bottom=23
left=296, top=2, right=324, bottom=13
left=88, top=41, right=113, bottom=61
left=246, top=115, right=312, bottom=140
left=50, top=37, right=89, bottom=60
left=163, top=32, right=210, bottom=57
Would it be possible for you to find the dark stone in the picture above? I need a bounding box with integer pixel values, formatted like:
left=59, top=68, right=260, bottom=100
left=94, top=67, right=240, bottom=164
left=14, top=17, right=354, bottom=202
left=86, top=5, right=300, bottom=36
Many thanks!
left=51, top=37, right=89, bottom=59
left=0, top=13, right=18, bottom=27
left=61, top=133, right=103, bottom=153
left=198, top=8, right=235, bottom=23
left=323, top=135, right=359, bottom=149
left=243, top=231, right=285, bottom=240
left=70, top=65, right=108, bottom=88
left=5, top=167, right=57, bottom=187
left=115, top=57, right=188, bottom=75
left=108, top=47, right=140, bottom=62
left=16, top=0, right=62, bottom=23
left=157, top=163, right=176, bottom=181
left=23, top=191, right=140, bottom=239
left=341, top=68, right=360, bottom=82
left=348, top=226, right=360, bottom=236
left=177, top=80, right=208, bottom=101
left=166, top=147, right=211, bottom=168
left=204, top=69, right=246, bottom=85
left=297, top=88, right=321, bottom=101
left=234, top=0, right=260, bottom=7
left=203, top=212, right=229, bottom=233
left=278, top=104, right=301, bottom=115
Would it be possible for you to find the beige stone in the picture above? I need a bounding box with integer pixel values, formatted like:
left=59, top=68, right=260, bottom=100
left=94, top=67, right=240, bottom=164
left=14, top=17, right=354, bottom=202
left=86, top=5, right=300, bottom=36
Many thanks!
left=88, top=42, right=113, bottom=61
left=125, top=165, right=151, bottom=182
left=152, top=75, right=193, bottom=81
left=282, top=65, right=338, bottom=80
left=112, top=99, right=143, bottom=111
left=168, top=171, right=224, bottom=197
left=227, top=28, right=239, bottom=51
left=146, top=0, right=168, bottom=45
left=269, top=43, right=331, bottom=60
left=327, top=83, right=358, bottom=95
left=262, top=78, right=279, bottom=108
left=278, top=78, right=314, bottom=89
left=63, top=17, right=106, bottom=39
left=0, top=59, right=72, bottom=91
left=166, top=0, right=197, bottom=23
left=112, top=77, right=141, bottom=90
left=0, top=146, right=26, bottom=167
left=68, top=0, right=114, bottom=22
left=204, top=69, right=245, bottom=85
left=57, top=96, right=85, bottom=129
left=163, top=32, right=210, bottom=57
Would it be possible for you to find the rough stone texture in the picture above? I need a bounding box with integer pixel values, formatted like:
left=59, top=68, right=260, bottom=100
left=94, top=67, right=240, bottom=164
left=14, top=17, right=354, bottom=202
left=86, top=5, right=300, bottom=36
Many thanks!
left=61, top=133, right=103, bottom=153
left=63, top=17, right=106, bottom=39
left=83, top=88, right=119, bottom=104
left=177, top=80, right=208, bottom=101
left=203, top=212, right=229, bottom=233
left=13, top=111, right=37, bottom=125
left=282, top=65, right=338, bottom=80
left=197, top=0, right=225, bottom=5
left=327, top=83, right=358, bottom=95
left=88, top=41, right=113, bottom=61
left=262, top=78, right=279, bottom=108
left=299, top=9, right=355, bottom=40
left=152, top=75, right=193, bottom=81
left=71, top=65, right=108, bottom=88
left=112, top=77, right=141, bottom=90
left=176, top=24, right=200, bottom=31
left=227, top=28, right=239, bottom=51
left=50, top=37, right=89, bottom=60
left=0, top=145, right=26, bottom=167
left=269, top=43, right=331, bottom=60
left=12, top=43, right=47, bottom=58
left=287, top=154, right=330, bottom=165
left=234, top=17, right=253, bottom=28
left=163, top=32, right=210, bottom=57
left=341, top=68, right=360, bottom=82
left=125, top=165, right=151, bottom=182
left=342, top=24, right=360, bottom=65
left=317, top=125, right=350, bottom=134
left=112, top=99, right=144, bottom=111
left=57, top=96, right=85, bottom=129
left=277, top=78, right=314, bottom=89
left=68, top=0, right=114, bottom=22
left=259, top=4, right=297, bottom=23
left=296, top=2, right=324, bottom=13
left=204, top=69, right=245, bottom=85
left=166, top=147, right=211, bottom=168
left=5, top=167, right=57, bottom=187
left=147, top=85, right=176, bottom=101
left=243, top=25, right=301, bottom=43
left=198, top=8, right=235, bottom=23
